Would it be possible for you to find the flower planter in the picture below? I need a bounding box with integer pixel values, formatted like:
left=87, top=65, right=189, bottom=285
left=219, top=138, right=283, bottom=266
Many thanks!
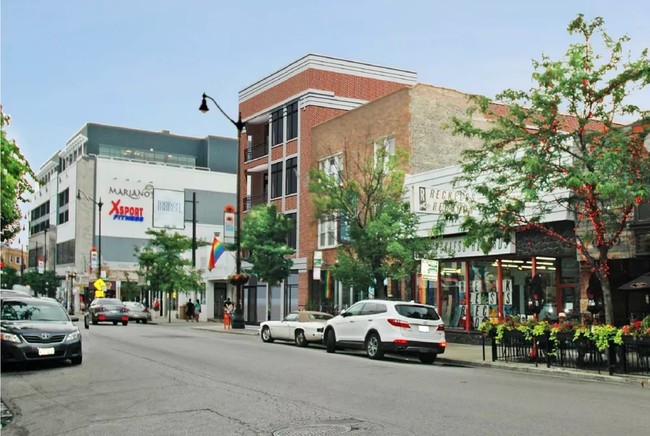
left=228, top=274, right=250, bottom=286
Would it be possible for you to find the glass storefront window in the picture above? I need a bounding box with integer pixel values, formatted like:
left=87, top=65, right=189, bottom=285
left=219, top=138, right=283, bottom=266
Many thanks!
left=440, top=262, right=465, bottom=329
left=468, top=261, right=499, bottom=329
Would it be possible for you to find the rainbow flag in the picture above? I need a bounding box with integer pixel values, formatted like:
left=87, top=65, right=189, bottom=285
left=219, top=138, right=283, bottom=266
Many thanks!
left=208, top=236, right=226, bottom=271
left=325, top=270, right=333, bottom=299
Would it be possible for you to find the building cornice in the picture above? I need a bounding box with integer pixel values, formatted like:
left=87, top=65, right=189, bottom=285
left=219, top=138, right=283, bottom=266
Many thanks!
left=239, top=54, right=417, bottom=103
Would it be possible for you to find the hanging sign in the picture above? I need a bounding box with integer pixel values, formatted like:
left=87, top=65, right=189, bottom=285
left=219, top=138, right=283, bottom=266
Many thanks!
left=313, top=251, right=323, bottom=280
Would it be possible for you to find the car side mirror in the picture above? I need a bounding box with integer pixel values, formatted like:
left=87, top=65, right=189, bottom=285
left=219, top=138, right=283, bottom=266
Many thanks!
left=70, top=316, right=79, bottom=322
left=340, top=311, right=349, bottom=317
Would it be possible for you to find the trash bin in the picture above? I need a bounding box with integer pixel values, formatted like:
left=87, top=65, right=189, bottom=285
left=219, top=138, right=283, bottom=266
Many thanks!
left=179, top=304, right=186, bottom=320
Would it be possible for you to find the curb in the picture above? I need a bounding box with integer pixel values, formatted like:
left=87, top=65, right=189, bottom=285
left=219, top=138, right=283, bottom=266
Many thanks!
left=437, top=357, right=649, bottom=387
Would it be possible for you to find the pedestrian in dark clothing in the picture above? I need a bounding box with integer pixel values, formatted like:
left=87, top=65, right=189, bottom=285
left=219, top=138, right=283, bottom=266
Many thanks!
left=186, top=299, right=195, bottom=322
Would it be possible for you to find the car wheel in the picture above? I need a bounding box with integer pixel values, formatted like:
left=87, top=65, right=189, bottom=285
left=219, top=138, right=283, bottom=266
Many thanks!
left=261, top=326, right=274, bottom=343
left=142, top=319, right=147, bottom=324
left=113, top=321, right=118, bottom=325
left=295, top=330, right=308, bottom=347
left=325, top=329, right=336, bottom=353
left=71, top=355, right=82, bottom=365
left=92, top=318, right=98, bottom=325
left=419, top=353, right=437, bottom=364
left=366, top=332, right=384, bottom=360
left=136, top=320, right=140, bottom=324
left=122, top=321, right=128, bottom=326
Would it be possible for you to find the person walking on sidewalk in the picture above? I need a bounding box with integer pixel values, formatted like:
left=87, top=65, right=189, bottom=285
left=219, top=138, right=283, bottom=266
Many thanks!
left=193, top=299, right=201, bottom=322
left=186, top=299, right=195, bottom=322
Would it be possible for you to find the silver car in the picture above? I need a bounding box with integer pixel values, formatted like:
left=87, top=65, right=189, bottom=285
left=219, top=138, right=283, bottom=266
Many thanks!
left=124, top=302, right=152, bottom=324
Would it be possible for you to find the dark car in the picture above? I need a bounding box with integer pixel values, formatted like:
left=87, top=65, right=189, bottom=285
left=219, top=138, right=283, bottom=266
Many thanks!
left=85, top=298, right=129, bottom=327
left=1, top=295, right=82, bottom=365
left=124, top=302, right=151, bottom=324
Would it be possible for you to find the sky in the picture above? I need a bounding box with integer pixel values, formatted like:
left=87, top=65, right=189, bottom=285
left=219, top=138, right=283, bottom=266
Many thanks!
left=2, top=0, right=649, bottom=247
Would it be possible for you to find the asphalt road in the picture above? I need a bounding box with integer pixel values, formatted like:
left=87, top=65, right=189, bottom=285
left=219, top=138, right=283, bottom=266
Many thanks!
left=2, top=322, right=649, bottom=436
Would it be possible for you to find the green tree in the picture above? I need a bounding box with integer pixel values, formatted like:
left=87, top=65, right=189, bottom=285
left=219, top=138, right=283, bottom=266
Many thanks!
left=309, top=146, right=435, bottom=300
left=21, top=270, right=63, bottom=298
left=444, top=15, right=650, bottom=324
left=240, top=204, right=295, bottom=285
left=1, top=109, right=36, bottom=242
left=134, top=229, right=204, bottom=320
left=1, top=265, right=21, bottom=289
left=120, top=272, right=142, bottom=302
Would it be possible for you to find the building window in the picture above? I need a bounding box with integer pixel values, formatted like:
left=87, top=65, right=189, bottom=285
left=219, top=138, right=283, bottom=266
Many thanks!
left=271, top=108, right=283, bottom=146
left=58, top=210, right=69, bottom=225
left=58, top=188, right=69, bottom=207
left=318, top=214, right=338, bottom=249
left=287, top=102, right=298, bottom=140
left=271, top=162, right=283, bottom=199
left=286, top=213, right=297, bottom=249
left=374, top=137, right=395, bottom=171
left=320, top=153, right=342, bottom=184
left=56, top=240, right=75, bottom=265
left=285, top=157, right=297, bottom=195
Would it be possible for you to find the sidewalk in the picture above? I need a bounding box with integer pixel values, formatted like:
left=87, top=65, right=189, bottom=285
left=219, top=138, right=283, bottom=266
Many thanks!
left=147, top=317, right=649, bottom=387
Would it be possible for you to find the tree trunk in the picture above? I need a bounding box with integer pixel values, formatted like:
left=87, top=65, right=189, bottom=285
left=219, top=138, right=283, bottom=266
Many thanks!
left=374, top=274, right=386, bottom=299
left=601, top=274, right=614, bottom=325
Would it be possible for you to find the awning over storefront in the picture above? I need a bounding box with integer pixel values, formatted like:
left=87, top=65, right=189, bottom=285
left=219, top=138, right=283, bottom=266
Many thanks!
left=618, top=272, right=650, bottom=291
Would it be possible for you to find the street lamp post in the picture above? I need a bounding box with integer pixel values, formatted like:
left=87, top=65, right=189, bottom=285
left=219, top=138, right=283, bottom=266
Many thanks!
left=77, top=190, right=104, bottom=303
left=199, top=92, right=246, bottom=329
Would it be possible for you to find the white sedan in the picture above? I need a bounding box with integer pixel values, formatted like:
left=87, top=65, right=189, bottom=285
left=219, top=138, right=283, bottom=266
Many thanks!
left=260, top=311, right=333, bottom=347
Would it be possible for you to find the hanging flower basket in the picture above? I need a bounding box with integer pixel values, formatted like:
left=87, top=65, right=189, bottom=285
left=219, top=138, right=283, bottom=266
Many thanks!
left=228, top=273, right=250, bottom=286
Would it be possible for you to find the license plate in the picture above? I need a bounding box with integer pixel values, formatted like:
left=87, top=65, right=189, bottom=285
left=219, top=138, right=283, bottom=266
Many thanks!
left=38, top=347, right=55, bottom=356
left=418, top=325, right=430, bottom=333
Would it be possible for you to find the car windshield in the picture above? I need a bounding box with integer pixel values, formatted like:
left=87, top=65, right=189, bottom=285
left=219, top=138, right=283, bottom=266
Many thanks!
left=1, top=300, right=69, bottom=322
left=395, top=304, right=441, bottom=321
left=309, top=313, right=333, bottom=321
left=125, top=302, right=144, bottom=310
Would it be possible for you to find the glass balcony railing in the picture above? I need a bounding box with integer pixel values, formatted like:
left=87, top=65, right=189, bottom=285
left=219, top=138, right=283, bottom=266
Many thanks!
left=244, top=193, right=268, bottom=211
left=245, top=142, right=269, bottom=162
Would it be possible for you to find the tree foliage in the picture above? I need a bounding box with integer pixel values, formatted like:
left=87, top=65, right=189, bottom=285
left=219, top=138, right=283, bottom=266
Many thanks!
left=240, top=204, right=295, bottom=285
left=309, top=145, right=435, bottom=299
left=21, top=270, right=63, bottom=298
left=1, top=265, right=21, bottom=289
left=1, top=109, right=36, bottom=242
left=134, top=229, right=203, bottom=301
left=444, top=15, right=650, bottom=324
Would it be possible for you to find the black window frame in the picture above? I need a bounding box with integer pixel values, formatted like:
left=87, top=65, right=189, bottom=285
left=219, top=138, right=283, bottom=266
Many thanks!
left=270, top=162, right=283, bottom=199
left=286, top=102, right=298, bottom=140
left=286, top=213, right=297, bottom=249
left=285, top=157, right=297, bottom=195
left=271, top=108, right=283, bottom=146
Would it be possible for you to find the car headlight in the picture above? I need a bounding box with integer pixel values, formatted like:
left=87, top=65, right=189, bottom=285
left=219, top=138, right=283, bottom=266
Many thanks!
left=1, top=332, right=22, bottom=343
left=66, top=330, right=81, bottom=342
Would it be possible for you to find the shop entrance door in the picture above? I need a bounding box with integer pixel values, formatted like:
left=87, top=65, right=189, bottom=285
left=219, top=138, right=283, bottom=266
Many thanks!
left=214, top=282, right=227, bottom=320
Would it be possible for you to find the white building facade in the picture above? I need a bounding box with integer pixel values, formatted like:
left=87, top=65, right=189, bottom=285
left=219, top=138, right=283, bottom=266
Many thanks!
left=28, top=123, right=239, bottom=320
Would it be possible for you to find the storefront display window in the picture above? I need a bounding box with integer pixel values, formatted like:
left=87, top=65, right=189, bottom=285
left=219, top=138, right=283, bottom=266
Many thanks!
left=440, top=262, right=465, bottom=329
left=468, top=261, right=499, bottom=329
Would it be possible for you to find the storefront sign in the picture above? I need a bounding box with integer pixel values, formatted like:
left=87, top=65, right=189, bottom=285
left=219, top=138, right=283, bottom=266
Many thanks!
left=108, top=184, right=153, bottom=200
left=413, top=185, right=474, bottom=215
left=153, top=189, right=185, bottom=229
left=109, top=199, right=145, bottom=222
left=420, top=259, right=439, bottom=280
left=223, top=212, right=236, bottom=244
left=313, top=251, right=323, bottom=280
left=437, top=235, right=515, bottom=259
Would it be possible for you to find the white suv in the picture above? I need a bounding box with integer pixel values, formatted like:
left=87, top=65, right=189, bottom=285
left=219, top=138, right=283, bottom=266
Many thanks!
left=323, top=299, right=446, bottom=363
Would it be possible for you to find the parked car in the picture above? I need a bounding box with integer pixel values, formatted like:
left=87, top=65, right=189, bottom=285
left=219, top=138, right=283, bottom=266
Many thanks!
left=260, top=311, right=333, bottom=347
left=84, top=298, right=129, bottom=327
left=323, top=299, right=446, bottom=363
left=1, top=294, right=82, bottom=365
left=124, top=302, right=151, bottom=324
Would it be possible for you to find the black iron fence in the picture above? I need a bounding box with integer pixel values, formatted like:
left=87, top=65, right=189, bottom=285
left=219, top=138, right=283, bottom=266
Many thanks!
left=484, top=331, right=650, bottom=376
